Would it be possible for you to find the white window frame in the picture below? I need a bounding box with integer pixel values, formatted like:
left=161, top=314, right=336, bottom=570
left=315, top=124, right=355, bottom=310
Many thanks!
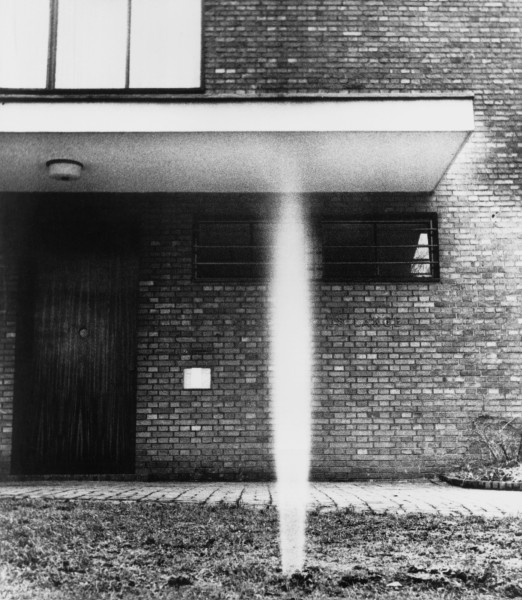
left=0, top=0, right=203, bottom=93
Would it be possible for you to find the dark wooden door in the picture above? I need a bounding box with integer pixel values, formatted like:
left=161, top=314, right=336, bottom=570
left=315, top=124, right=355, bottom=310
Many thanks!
left=12, top=203, right=138, bottom=474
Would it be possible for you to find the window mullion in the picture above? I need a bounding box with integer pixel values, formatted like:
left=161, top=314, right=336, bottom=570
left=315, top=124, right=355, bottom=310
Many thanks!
left=373, top=223, right=379, bottom=278
left=250, top=224, right=255, bottom=268
left=429, top=217, right=439, bottom=279
left=125, top=0, right=132, bottom=89
left=47, top=0, right=59, bottom=89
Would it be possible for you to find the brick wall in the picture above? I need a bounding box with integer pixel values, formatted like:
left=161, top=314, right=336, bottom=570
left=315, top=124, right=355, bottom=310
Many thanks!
left=134, top=196, right=274, bottom=480
left=1, top=0, right=521, bottom=479
left=200, top=0, right=522, bottom=478
left=204, top=0, right=520, bottom=97
left=135, top=190, right=522, bottom=481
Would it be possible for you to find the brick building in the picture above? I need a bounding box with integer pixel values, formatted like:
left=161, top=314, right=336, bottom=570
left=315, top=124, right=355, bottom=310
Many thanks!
left=0, top=0, right=520, bottom=480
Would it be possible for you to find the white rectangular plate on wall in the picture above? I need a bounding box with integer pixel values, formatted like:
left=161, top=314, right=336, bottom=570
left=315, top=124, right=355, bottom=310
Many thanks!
left=183, top=368, right=211, bottom=390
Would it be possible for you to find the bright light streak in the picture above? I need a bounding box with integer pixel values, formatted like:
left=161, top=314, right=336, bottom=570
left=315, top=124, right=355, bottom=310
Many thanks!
left=270, top=194, right=313, bottom=574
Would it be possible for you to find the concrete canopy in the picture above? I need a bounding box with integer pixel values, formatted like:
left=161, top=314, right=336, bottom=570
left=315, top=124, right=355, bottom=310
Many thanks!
left=0, top=96, right=474, bottom=193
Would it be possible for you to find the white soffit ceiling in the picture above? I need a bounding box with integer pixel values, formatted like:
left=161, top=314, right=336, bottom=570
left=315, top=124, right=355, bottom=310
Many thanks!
left=0, top=98, right=474, bottom=193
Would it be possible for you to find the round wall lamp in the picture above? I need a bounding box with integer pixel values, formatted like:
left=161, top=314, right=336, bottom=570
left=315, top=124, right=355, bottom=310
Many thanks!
left=46, top=159, right=83, bottom=181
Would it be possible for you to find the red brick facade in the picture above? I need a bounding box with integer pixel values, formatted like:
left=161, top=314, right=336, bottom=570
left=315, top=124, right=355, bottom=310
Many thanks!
left=1, top=0, right=521, bottom=479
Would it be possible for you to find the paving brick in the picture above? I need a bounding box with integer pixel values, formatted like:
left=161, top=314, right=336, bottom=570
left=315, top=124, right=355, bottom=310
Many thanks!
left=0, top=481, right=520, bottom=517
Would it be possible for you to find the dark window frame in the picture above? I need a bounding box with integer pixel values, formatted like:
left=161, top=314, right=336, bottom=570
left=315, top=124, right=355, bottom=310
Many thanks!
left=0, top=0, right=205, bottom=96
left=193, top=219, right=273, bottom=282
left=321, top=214, right=440, bottom=283
left=194, top=214, right=440, bottom=284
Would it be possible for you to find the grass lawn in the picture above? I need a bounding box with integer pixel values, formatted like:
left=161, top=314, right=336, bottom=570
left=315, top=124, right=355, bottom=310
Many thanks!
left=1, top=499, right=521, bottom=599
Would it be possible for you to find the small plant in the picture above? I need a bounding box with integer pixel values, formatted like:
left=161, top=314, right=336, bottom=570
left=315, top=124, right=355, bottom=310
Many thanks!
left=447, top=414, right=522, bottom=483
left=470, top=414, right=522, bottom=465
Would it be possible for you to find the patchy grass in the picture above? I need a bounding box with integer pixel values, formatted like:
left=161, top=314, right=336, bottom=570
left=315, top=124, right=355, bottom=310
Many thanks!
left=0, top=499, right=521, bottom=599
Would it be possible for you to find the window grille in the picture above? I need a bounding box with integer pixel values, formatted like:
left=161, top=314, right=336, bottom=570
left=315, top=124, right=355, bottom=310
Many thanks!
left=194, top=221, right=273, bottom=280
left=194, top=215, right=439, bottom=283
left=321, top=216, right=439, bottom=282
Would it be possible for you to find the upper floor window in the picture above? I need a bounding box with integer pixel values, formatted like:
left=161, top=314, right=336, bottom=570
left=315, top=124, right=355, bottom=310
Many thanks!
left=0, top=0, right=202, bottom=91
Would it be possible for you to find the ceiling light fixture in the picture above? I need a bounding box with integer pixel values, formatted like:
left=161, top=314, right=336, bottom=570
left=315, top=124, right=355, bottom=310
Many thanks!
left=46, top=159, right=83, bottom=181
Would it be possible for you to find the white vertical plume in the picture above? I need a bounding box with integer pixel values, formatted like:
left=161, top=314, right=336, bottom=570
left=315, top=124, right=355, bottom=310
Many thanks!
left=270, top=192, right=313, bottom=574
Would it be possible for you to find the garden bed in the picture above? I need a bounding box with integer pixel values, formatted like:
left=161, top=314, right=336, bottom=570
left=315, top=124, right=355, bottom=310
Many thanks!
left=442, top=461, right=522, bottom=491
left=439, top=474, right=522, bottom=491
left=1, top=499, right=522, bottom=599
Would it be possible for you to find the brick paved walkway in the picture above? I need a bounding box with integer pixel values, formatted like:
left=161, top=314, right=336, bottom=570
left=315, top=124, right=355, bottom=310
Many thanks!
left=0, top=479, right=520, bottom=517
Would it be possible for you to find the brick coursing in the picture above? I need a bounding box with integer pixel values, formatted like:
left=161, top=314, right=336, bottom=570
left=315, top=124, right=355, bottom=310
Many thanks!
left=134, top=196, right=274, bottom=480
left=204, top=0, right=520, bottom=95
left=1, top=0, right=522, bottom=479
left=0, top=207, right=16, bottom=475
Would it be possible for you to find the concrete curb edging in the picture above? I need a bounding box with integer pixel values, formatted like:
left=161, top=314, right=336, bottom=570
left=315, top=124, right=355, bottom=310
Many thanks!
left=439, top=474, right=522, bottom=491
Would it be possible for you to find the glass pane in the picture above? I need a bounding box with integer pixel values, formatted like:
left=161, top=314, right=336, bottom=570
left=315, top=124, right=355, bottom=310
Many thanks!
left=379, top=262, right=432, bottom=279
left=377, top=227, right=433, bottom=279
left=323, top=223, right=376, bottom=278
left=251, top=223, right=274, bottom=265
left=323, top=263, right=378, bottom=280
left=196, top=222, right=269, bottom=280
left=198, top=247, right=254, bottom=264
left=411, top=233, right=433, bottom=277
left=0, top=0, right=50, bottom=88
left=323, top=246, right=374, bottom=264
left=377, top=222, right=433, bottom=279
left=251, top=223, right=275, bottom=248
left=377, top=222, right=431, bottom=248
left=55, top=0, right=127, bottom=89
left=196, top=264, right=266, bottom=280
left=130, top=0, right=202, bottom=88
left=377, top=245, right=417, bottom=264
left=198, top=223, right=251, bottom=247
left=323, top=223, right=374, bottom=247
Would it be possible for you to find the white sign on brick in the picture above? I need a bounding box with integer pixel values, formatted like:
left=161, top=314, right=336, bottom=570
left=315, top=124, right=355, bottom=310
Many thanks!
left=183, top=368, right=211, bottom=390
